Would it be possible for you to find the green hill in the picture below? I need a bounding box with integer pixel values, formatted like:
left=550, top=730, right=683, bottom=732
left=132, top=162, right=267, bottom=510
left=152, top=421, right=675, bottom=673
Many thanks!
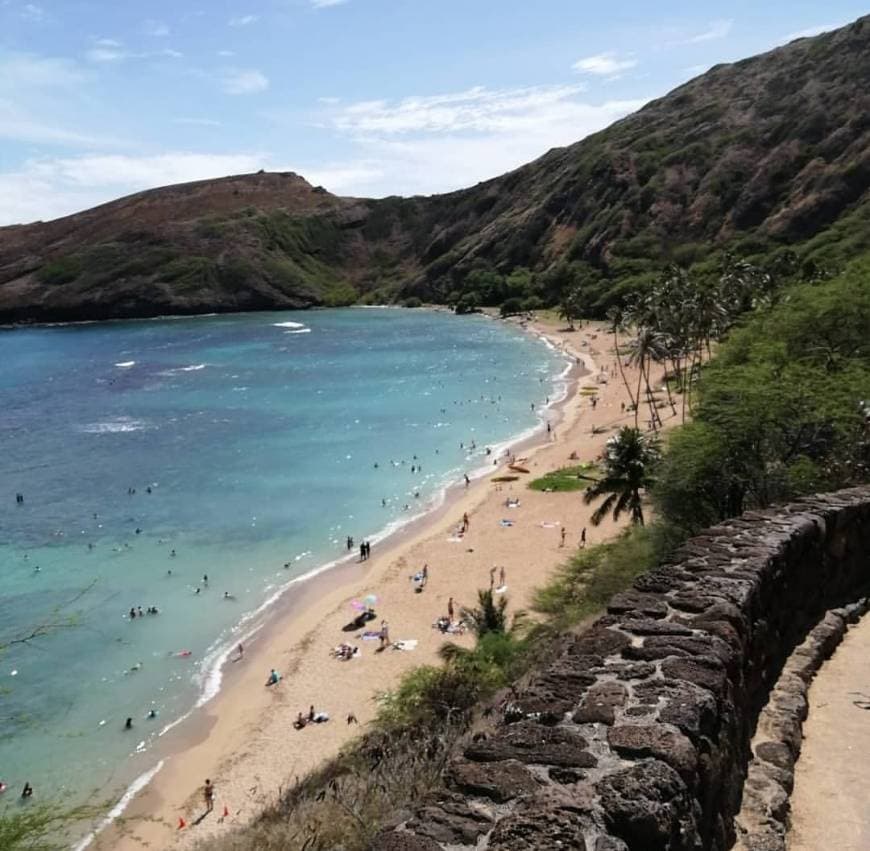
left=1, top=15, right=869, bottom=323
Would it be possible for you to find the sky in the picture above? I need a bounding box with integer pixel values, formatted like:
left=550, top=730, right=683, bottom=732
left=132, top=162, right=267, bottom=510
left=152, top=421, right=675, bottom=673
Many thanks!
left=0, top=0, right=865, bottom=225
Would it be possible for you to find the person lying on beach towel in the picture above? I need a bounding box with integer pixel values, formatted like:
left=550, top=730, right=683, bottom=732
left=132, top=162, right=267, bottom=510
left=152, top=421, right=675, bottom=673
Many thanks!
left=433, top=617, right=467, bottom=635
left=359, top=630, right=382, bottom=640
left=499, top=519, right=514, bottom=527
left=392, top=639, right=418, bottom=651
left=330, top=643, right=360, bottom=660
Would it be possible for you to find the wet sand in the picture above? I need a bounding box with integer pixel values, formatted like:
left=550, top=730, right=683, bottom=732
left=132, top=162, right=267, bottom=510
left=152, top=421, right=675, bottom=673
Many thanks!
left=99, top=316, right=673, bottom=849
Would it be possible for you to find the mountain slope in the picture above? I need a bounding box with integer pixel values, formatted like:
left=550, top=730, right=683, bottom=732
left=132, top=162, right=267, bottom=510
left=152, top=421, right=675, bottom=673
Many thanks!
left=1, top=15, right=869, bottom=323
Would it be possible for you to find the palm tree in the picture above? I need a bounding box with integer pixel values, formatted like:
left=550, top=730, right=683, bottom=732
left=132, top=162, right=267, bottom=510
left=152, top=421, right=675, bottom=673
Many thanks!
left=438, top=589, right=525, bottom=667
left=558, top=287, right=584, bottom=331
left=583, top=426, right=660, bottom=526
left=627, top=325, right=668, bottom=431
left=607, top=306, right=637, bottom=412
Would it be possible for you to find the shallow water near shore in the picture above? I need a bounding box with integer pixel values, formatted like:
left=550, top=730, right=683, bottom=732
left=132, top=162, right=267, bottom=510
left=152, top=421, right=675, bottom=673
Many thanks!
left=0, top=307, right=565, bottom=811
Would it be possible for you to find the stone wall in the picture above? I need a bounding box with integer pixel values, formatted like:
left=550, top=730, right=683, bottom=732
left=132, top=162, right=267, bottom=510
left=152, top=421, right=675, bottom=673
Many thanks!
left=372, top=486, right=870, bottom=851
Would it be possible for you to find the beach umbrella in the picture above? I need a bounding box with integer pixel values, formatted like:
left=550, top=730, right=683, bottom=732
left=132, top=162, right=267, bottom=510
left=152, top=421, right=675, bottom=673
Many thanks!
left=364, top=594, right=378, bottom=606
left=350, top=600, right=366, bottom=611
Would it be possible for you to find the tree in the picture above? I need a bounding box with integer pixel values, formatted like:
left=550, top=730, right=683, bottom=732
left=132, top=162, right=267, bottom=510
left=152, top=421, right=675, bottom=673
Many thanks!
left=584, top=427, right=660, bottom=526
left=454, top=293, right=479, bottom=315
left=558, top=287, right=585, bottom=330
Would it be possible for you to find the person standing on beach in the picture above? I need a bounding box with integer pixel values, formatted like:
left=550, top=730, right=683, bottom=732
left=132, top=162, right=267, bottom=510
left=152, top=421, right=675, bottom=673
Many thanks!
left=462, top=512, right=469, bottom=532
left=347, top=535, right=353, bottom=551
left=421, top=563, right=428, bottom=588
left=580, top=527, right=587, bottom=548
left=560, top=526, right=567, bottom=547
left=365, top=541, right=371, bottom=560
left=464, top=473, right=470, bottom=488
left=359, top=542, right=366, bottom=562
left=447, top=597, right=455, bottom=621
left=499, top=566, right=506, bottom=588
left=204, top=779, right=215, bottom=813
left=489, top=567, right=496, bottom=590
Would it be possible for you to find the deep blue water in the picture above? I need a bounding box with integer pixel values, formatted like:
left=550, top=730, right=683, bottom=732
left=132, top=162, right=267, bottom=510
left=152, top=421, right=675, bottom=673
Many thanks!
left=0, top=307, right=564, bottom=808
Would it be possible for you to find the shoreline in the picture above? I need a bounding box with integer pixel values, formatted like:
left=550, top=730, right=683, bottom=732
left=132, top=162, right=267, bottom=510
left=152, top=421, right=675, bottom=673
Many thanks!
left=95, top=314, right=662, bottom=850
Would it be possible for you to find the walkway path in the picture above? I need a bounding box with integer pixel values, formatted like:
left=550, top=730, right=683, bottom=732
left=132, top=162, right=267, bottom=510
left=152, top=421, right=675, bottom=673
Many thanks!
left=789, top=615, right=870, bottom=849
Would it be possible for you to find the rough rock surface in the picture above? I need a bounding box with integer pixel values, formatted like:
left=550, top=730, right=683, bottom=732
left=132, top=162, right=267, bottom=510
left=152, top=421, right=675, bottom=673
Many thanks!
left=370, top=488, right=870, bottom=850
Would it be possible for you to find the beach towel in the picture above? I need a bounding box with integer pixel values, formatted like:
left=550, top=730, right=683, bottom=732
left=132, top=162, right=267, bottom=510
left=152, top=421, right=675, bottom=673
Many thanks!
left=540, top=521, right=560, bottom=528
left=499, top=519, right=514, bottom=527
left=447, top=536, right=463, bottom=543
left=360, top=631, right=382, bottom=640
left=495, top=585, right=509, bottom=595
left=393, top=639, right=418, bottom=651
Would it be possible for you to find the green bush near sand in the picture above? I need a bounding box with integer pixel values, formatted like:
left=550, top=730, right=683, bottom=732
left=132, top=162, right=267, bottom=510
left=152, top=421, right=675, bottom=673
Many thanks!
left=532, top=523, right=678, bottom=629
left=529, top=462, right=598, bottom=492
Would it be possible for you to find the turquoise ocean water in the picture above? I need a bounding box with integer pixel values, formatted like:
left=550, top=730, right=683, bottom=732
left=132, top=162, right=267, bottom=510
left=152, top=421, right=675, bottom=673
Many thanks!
left=0, top=307, right=565, bottom=818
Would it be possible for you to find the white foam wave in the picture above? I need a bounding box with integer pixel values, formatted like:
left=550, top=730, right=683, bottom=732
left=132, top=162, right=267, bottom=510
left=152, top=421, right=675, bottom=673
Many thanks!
left=285, top=328, right=311, bottom=335
left=114, top=361, right=136, bottom=368
left=158, top=363, right=208, bottom=376
left=78, top=417, right=149, bottom=434
left=273, top=321, right=306, bottom=329
left=72, top=760, right=165, bottom=851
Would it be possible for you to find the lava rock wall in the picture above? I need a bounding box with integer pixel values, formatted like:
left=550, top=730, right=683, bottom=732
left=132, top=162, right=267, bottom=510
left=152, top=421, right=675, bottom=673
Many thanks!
left=372, top=487, right=870, bottom=851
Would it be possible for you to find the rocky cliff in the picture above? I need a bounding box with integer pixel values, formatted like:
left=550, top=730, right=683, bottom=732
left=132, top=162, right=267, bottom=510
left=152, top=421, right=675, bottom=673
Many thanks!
left=1, top=17, right=870, bottom=323
left=372, top=487, right=870, bottom=850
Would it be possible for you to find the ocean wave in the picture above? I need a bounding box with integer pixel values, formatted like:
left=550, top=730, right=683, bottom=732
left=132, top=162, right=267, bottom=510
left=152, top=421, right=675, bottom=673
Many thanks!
left=78, top=417, right=150, bottom=434
left=114, top=361, right=136, bottom=368
left=286, top=328, right=311, bottom=334
left=158, top=363, right=208, bottom=376
left=72, top=760, right=165, bottom=851
left=273, top=321, right=306, bottom=329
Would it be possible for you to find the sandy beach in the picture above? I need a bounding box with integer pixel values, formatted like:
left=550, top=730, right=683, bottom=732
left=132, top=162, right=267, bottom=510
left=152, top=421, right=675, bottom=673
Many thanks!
left=100, top=314, right=671, bottom=850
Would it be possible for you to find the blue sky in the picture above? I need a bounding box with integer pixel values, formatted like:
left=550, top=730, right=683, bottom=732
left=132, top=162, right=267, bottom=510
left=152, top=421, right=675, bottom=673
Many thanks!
left=0, top=0, right=865, bottom=224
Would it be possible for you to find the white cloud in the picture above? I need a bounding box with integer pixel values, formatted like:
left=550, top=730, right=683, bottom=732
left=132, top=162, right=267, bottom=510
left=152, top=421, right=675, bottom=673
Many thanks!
left=228, top=14, right=259, bottom=27
left=308, top=84, right=646, bottom=197
left=0, top=54, right=87, bottom=89
left=222, top=68, right=269, bottom=95
left=311, top=0, right=350, bottom=7
left=572, top=52, right=637, bottom=77
left=0, top=97, right=115, bottom=146
left=679, top=19, right=733, bottom=44
left=327, top=84, right=596, bottom=135
left=85, top=39, right=182, bottom=63
left=781, top=22, right=845, bottom=43
left=217, top=49, right=236, bottom=57
left=86, top=39, right=129, bottom=63
left=0, top=152, right=267, bottom=224
left=0, top=54, right=110, bottom=147
left=20, top=3, right=45, bottom=21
